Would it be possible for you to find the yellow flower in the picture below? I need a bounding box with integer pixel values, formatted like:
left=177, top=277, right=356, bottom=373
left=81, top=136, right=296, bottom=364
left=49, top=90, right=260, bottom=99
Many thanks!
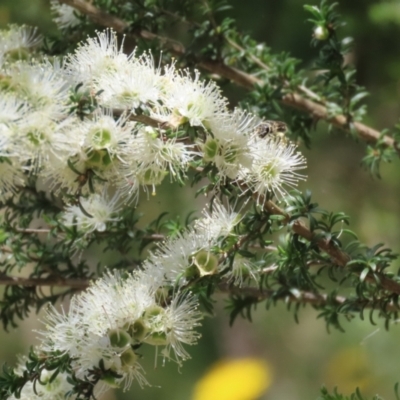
left=324, top=347, right=373, bottom=394
left=192, top=358, right=272, bottom=400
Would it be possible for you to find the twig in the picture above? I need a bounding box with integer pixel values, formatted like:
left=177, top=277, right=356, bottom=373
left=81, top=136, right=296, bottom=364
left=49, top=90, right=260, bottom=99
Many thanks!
left=0, top=274, right=90, bottom=289
left=261, top=265, right=278, bottom=274
left=142, top=233, right=165, bottom=241
left=264, top=199, right=400, bottom=295
left=14, top=228, right=51, bottom=234
left=217, top=280, right=399, bottom=312
left=281, top=92, right=396, bottom=149
left=58, top=0, right=398, bottom=152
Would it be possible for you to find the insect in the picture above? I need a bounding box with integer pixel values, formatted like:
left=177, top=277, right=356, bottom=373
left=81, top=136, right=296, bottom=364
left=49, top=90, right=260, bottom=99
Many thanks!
left=256, top=120, right=288, bottom=142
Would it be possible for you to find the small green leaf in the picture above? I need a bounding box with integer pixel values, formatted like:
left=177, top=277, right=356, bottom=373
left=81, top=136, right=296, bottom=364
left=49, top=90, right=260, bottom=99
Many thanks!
left=360, top=267, right=370, bottom=282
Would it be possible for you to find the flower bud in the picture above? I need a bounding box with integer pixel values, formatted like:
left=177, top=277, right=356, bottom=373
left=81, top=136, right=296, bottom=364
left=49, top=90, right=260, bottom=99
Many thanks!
left=120, top=347, right=139, bottom=367
left=108, top=328, right=132, bottom=348
left=143, top=331, right=168, bottom=346
left=130, top=319, right=149, bottom=342
left=314, top=25, right=329, bottom=40
left=193, top=250, right=219, bottom=276
left=203, top=137, right=219, bottom=161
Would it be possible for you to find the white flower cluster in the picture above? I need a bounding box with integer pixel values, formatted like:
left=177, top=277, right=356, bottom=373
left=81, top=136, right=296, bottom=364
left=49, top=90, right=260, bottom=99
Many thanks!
left=0, top=26, right=306, bottom=209
left=39, top=270, right=202, bottom=394
left=144, top=200, right=258, bottom=286
left=0, top=22, right=306, bottom=398
left=22, top=201, right=255, bottom=397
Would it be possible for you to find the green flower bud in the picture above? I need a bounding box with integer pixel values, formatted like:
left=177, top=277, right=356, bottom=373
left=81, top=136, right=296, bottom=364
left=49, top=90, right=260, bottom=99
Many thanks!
left=108, top=329, right=132, bottom=348
left=314, top=25, right=329, bottom=40
left=120, top=347, right=139, bottom=367
left=143, top=331, right=168, bottom=346
left=129, top=319, right=149, bottom=342
left=143, top=305, right=165, bottom=329
left=203, top=138, right=219, bottom=161
left=193, top=250, right=219, bottom=276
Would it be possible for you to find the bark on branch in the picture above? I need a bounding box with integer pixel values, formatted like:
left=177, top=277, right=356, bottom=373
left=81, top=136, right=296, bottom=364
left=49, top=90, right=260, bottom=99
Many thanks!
left=218, top=280, right=399, bottom=312
left=0, top=273, right=90, bottom=289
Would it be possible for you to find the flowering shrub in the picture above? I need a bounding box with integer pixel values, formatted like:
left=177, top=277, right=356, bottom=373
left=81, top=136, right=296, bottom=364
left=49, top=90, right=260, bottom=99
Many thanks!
left=0, top=1, right=399, bottom=400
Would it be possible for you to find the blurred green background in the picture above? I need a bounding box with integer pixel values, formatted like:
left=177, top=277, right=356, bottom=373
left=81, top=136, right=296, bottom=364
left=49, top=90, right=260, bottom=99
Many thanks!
left=1, top=0, right=400, bottom=399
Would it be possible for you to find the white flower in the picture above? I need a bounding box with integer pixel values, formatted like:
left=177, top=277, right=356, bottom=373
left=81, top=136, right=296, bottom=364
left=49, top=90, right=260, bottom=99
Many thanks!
left=194, top=200, right=242, bottom=242
left=239, top=136, right=307, bottom=200
left=208, top=108, right=260, bottom=140
left=50, top=0, right=81, bottom=30
left=80, top=110, right=134, bottom=161
left=0, top=61, right=71, bottom=169
left=0, top=25, right=40, bottom=66
left=0, top=94, right=29, bottom=124
left=225, top=255, right=259, bottom=286
left=39, top=297, right=85, bottom=356
left=7, top=61, right=70, bottom=118
left=76, top=270, right=158, bottom=338
left=39, top=271, right=150, bottom=389
left=200, top=109, right=259, bottom=180
left=0, top=100, right=27, bottom=200
left=146, top=202, right=241, bottom=284
left=145, top=229, right=210, bottom=284
left=117, top=125, right=196, bottom=198
left=202, top=132, right=252, bottom=180
left=152, top=69, right=228, bottom=128
left=62, top=191, right=121, bottom=234
left=96, top=51, right=161, bottom=111
left=156, top=293, right=202, bottom=364
left=40, top=150, right=89, bottom=196
left=0, top=62, right=72, bottom=171
left=43, top=110, right=135, bottom=194
left=132, top=126, right=194, bottom=175
left=65, top=29, right=129, bottom=87
left=14, top=111, right=73, bottom=170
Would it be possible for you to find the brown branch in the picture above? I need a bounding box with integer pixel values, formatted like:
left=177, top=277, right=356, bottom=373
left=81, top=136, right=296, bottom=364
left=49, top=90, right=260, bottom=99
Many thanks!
left=290, top=218, right=350, bottom=266
left=226, top=38, right=397, bottom=148
left=217, top=280, right=399, bottom=312
left=58, top=0, right=128, bottom=32
left=14, top=228, right=51, bottom=234
left=265, top=200, right=400, bottom=295
left=281, top=93, right=396, bottom=148
left=0, top=274, right=90, bottom=289
left=250, top=192, right=400, bottom=294
left=59, top=0, right=398, bottom=152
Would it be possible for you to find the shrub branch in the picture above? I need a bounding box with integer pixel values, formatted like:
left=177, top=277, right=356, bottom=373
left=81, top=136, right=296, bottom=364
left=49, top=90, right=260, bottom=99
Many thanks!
left=58, top=0, right=398, bottom=153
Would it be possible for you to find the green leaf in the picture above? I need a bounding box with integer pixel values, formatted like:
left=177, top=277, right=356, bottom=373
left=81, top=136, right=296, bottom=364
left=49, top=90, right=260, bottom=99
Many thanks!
left=359, top=267, right=370, bottom=282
